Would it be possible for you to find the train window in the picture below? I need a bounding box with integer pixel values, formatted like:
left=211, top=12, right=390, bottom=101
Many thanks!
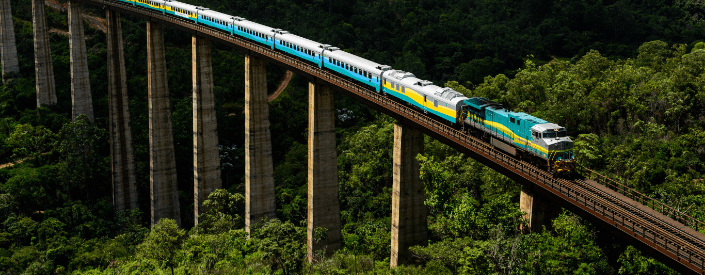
left=517, top=120, right=521, bottom=125
left=401, top=86, right=405, bottom=93
left=510, top=118, right=515, bottom=123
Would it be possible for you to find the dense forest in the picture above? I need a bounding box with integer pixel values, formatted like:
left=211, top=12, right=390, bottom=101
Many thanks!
left=0, top=0, right=704, bottom=273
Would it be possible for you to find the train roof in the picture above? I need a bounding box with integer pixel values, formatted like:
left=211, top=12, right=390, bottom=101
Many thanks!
left=466, top=97, right=550, bottom=125
left=164, top=0, right=197, bottom=10
left=276, top=32, right=324, bottom=53
left=417, top=85, right=466, bottom=103
left=384, top=70, right=467, bottom=104
left=465, top=97, right=500, bottom=109
left=235, top=20, right=275, bottom=36
left=198, top=9, right=232, bottom=22
left=326, top=49, right=388, bottom=74
left=533, top=123, right=564, bottom=132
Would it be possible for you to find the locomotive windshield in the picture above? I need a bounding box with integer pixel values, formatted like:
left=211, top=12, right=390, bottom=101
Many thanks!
left=542, top=128, right=567, bottom=138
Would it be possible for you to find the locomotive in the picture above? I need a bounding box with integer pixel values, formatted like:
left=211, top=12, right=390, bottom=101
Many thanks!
left=115, top=0, right=575, bottom=176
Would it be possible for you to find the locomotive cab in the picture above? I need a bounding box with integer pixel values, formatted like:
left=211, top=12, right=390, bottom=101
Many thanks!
left=531, top=124, right=575, bottom=176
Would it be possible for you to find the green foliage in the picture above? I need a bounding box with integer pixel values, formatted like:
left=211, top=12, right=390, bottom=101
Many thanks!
left=694, top=42, right=705, bottom=52
left=411, top=237, right=491, bottom=274
left=338, top=117, right=395, bottom=222
left=55, top=115, right=110, bottom=201
left=137, top=218, right=186, bottom=275
left=524, top=213, right=613, bottom=274
left=248, top=219, right=309, bottom=274
left=574, top=133, right=603, bottom=167
left=195, top=189, right=245, bottom=234
left=4, top=123, right=56, bottom=161
left=617, top=246, right=678, bottom=275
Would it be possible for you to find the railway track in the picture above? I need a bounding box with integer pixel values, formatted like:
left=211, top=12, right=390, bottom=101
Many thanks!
left=75, top=0, right=705, bottom=272
left=570, top=177, right=705, bottom=266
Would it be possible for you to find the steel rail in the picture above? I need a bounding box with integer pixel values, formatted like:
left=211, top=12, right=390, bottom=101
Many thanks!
left=75, top=1, right=705, bottom=272
left=579, top=166, right=705, bottom=231
left=571, top=178, right=705, bottom=253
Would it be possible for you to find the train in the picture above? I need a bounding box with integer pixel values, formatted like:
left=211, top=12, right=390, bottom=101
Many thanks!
left=116, top=0, right=576, bottom=176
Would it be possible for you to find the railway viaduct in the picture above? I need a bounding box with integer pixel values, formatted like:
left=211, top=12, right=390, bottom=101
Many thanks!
left=3, top=0, right=705, bottom=272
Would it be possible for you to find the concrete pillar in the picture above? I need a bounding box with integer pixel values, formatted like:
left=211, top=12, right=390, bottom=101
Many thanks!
left=32, top=0, right=57, bottom=107
left=0, top=0, right=19, bottom=82
left=107, top=10, right=137, bottom=212
left=68, top=1, right=93, bottom=122
left=307, top=82, right=341, bottom=261
left=391, top=122, right=427, bottom=267
left=147, top=21, right=180, bottom=227
left=520, top=184, right=559, bottom=233
left=192, top=36, right=221, bottom=226
left=245, top=54, right=276, bottom=234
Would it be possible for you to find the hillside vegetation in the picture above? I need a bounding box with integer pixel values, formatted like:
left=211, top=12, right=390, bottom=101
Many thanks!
left=0, top=0, right=704, bottom=274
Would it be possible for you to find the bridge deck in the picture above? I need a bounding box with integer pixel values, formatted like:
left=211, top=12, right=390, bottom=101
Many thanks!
left=74, top=0, right=705, bottom=273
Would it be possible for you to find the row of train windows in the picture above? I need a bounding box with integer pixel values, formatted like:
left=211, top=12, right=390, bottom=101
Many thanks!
left=282, top=42, right=315, bottom=57
left=329, top=58, right=372, bottom=78
left=137, top=0, right=158, bottom=6
left=173, top=7, right=193, bottom=16
left=203, top=16, right=228, bottom=26
left=240, top=28, right=267, bottom=39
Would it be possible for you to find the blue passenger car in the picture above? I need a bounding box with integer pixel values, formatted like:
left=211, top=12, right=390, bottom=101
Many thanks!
left=198, top=9, right=234, bottom=34
left=275, top=31, right=324, bottom=66
left=324, top=49, right=388, bottom=92
left=232, top=20, right=274, bottom=48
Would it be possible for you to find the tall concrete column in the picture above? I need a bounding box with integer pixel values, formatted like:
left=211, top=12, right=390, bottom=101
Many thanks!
left=192, top=36, right=221, bottom=226
left=107, top=10, right=137, bottom=212
left=147, top=21, right=180, bottom=227
left=245, top=54, right=276, bottom=234
left=68, top=1, right=93, bottom=122
left=520, top=184, right=559, bottom=233
left=391, top=122, right=427, bottom=267
left=307, top=82, right=341, bottom=261
left=0, top=0, right=19, bottom=82
left=32, top=0, right=57, bottom=107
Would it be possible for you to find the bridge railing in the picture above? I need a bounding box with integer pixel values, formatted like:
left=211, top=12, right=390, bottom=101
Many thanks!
left=578, top=165, right=705, bottom=232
